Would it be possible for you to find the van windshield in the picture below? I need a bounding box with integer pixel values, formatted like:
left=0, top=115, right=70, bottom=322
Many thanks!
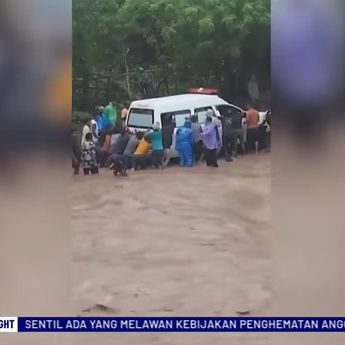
left=127, top=108, right=154, bottom=129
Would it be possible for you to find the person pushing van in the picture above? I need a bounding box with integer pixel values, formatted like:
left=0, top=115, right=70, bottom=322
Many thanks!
left=201, top=110, right=220, bottom=168
left=191, top=115, right=203, bottom=163
left=145, top=123, right=164, bottom=168
left=175, top=118, right=194, bottom=167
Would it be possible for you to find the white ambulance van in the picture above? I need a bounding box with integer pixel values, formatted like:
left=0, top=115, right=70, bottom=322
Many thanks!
left=126, top=94, right=244, bottom=160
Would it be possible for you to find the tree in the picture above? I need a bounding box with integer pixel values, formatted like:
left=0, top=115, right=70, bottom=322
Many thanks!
left=73, top=0, right=270, bottom=109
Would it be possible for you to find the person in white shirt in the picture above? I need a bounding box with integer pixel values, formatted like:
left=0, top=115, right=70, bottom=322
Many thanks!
left=90, top=113, right=99, bottom=143
left=81, top=118, right=91, bottom=146
left=248, top=74, right=260, bottom=104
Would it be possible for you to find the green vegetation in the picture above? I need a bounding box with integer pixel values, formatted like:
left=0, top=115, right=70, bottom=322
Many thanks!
left=72, top=110, right=90, bottom=125
left=73, top=0, right=270, bottom=110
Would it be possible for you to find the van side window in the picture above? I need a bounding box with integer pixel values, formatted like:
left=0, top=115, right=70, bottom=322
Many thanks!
left=216, top=105, right=231, bottom=116
left=194, top=106, right=213, bottom=124
left=216, top=105, right=241, bottom=117
left=127, top=108, right=154, bottom=128
left=161, top=110, right=191, bottom=128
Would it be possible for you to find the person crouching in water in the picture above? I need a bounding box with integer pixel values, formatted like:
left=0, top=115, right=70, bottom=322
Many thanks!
left=132, top=134, right=151, bottom=170
left=81, top=132, right=99, bottom=175
left=175, top=118, right=194, bottom=167
left=201, top=111, right=220, bottom=167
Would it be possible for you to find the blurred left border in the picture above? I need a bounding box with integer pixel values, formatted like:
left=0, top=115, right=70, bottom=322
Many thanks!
left=0, top=1, right=72, bottom=344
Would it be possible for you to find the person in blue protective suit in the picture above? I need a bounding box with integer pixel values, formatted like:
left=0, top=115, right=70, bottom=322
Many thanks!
left=175, top=119, right=194, bottom=167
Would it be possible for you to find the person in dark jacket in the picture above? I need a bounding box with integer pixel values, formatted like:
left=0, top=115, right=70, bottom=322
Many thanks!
left=121, top=132, right=140, bottom=173
left=162, top=115, right=176, bottom=167
left=220, top=113, right=235, bottom=162
left=230, top=109, right=246, bottom=156
left=191, top=115, right=203, bottom=163
left=162, top=115, right=175, bottom=150
left=106, top=130, right=130, bottom=175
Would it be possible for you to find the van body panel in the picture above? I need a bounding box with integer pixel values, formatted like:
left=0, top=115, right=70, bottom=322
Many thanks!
left=126, top=94, right=244, bottom=160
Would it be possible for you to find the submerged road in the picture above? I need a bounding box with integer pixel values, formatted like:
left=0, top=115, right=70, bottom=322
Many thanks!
left=71, top=154, right=271, bottom=345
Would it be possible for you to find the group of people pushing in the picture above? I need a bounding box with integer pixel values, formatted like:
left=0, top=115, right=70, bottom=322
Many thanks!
left=169, top=104, right=270, bottom=169
left=71, top=102, right=270, bottom=176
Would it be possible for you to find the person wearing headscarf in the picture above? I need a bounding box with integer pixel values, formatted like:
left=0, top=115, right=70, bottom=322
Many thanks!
left=175, top=119, right=194, bottom=167
left=201, top=111, right=220, bottom=167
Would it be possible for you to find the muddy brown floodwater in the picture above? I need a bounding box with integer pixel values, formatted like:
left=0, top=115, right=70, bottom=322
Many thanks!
left=71, top=154, right=271, bottom=345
